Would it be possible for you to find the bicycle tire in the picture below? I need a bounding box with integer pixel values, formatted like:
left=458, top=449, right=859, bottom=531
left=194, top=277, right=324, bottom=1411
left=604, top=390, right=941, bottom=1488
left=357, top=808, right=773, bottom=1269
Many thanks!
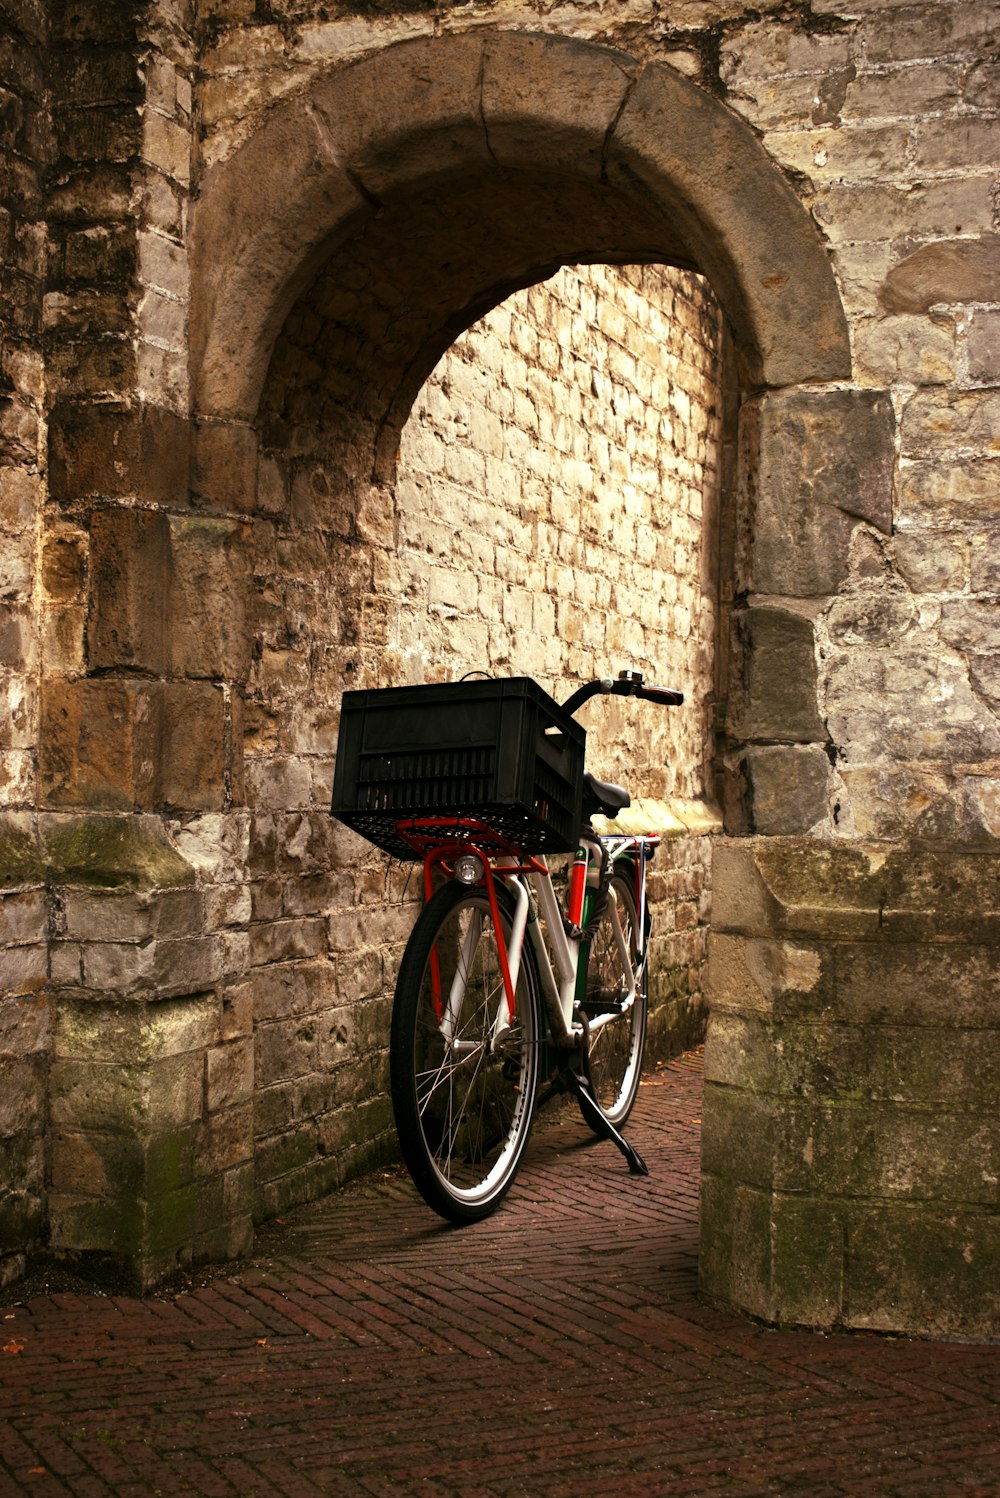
left=578, top=869, right=648, bottom=1130
left=390, top=880, right=542, bottom=1223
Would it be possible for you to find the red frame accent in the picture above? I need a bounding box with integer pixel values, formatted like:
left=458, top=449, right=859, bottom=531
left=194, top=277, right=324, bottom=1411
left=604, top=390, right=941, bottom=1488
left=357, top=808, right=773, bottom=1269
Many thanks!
left=395, top=814, right=663, bottom=1028
left=398, top=816, right=547, bottom=1025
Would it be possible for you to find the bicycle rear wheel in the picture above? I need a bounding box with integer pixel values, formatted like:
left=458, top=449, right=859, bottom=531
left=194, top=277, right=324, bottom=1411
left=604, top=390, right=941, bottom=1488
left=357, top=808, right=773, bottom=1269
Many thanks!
left=390, top=880, right=542, bottom=1223
left=579, top=870, right=648, bottom=1130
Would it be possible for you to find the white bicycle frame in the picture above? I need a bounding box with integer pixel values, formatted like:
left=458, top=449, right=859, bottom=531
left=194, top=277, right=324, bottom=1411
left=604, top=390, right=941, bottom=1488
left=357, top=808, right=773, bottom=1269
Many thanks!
left=477, top=832, right=652, bottom=1048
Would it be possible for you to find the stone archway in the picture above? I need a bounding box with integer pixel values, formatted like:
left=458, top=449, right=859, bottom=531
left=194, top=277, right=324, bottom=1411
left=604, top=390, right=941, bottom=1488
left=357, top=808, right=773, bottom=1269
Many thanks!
left=190, top=32, right=849, bottom=430
left=184, top=31, right=926, bottom=1334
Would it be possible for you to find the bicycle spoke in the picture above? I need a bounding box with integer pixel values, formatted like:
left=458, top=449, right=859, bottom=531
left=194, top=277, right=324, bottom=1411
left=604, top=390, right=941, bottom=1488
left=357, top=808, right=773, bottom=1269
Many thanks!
left=391, top=883, right=540, bottom=1218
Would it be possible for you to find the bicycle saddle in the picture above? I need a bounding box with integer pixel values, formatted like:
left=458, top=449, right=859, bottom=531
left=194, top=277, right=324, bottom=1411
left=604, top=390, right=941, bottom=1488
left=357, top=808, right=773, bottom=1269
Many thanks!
left=583, top=771, right=631, bottom=818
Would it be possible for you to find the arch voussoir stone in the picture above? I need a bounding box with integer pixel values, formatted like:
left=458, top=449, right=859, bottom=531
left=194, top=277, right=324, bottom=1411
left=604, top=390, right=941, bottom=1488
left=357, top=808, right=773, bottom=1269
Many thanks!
left=606, top=64, right=850, bottom=389
left=479, top=31, right=638, bottom=179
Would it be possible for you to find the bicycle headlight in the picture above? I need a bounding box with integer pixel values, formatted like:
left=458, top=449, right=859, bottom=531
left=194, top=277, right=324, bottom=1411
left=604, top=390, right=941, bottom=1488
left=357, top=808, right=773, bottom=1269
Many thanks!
left=453, top=854, right=484, bottom=886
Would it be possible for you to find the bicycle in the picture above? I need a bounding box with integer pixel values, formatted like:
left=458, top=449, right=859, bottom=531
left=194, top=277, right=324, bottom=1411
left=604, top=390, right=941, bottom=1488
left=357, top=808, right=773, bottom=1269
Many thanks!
left=331, top=669, right=683, bottom=1222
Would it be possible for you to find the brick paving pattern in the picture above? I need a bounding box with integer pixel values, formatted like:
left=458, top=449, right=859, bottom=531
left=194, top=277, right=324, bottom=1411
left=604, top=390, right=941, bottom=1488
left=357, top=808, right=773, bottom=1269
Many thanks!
left=2, top=1050, right=999, bottom=1497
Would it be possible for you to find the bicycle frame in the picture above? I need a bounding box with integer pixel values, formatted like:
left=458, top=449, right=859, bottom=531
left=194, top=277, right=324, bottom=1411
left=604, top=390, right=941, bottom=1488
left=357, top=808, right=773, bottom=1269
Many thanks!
left=398, top=816, right=658, bottom=1051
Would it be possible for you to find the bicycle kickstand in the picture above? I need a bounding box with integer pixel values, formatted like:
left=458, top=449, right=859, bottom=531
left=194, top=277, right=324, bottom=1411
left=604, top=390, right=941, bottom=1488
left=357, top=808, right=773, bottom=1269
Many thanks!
left=563, top=1061, right=649, bottom=1177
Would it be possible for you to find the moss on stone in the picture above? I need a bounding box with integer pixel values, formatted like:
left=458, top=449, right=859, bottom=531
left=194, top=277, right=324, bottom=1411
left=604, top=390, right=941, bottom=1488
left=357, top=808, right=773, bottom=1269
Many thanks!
left=0, top=821, right=45, bottom=890
left=44, top=816, right=195, bottom=891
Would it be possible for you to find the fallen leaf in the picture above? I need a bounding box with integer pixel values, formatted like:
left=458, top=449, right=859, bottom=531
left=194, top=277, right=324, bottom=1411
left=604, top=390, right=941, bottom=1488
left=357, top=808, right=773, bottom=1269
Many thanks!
left=3, top=1340, right=25, bottom=1354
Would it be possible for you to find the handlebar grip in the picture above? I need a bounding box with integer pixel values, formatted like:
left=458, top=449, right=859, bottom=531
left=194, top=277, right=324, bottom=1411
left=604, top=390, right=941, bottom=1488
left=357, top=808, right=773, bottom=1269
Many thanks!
left=638, top=685, right=684, bottom=706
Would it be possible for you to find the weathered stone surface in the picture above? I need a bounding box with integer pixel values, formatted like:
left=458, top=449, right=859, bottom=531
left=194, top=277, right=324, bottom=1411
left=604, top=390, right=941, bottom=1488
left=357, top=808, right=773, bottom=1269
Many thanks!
left=707, top=1012, right=1000, bottom=1116
left=42, top=813, right=195, bottom=891
left=837, top=764, right=1000, bottom=843
left=311, top=33, right=491, bottom=198
left=168, top=516, right=253, bottom=682
left=48, top=401, right=190, bottom=505
left=967, top=308, right=1000, bottom=383
left=742, top=745, right=832, bottom=834
left=712, top=837, right=1000, bottom=943
left=823, top=635, right=1000, bottom=766
left=607, top=60, right=851, bottom=388
left=159, top=681, right=227, bottom=812
left=40, top=677, right=159, bottom=810
left=191, top=419, right=259, bottom=513
left=846, top=1203, right=1000, bottom=1339
left=728, top=608, right=826, bottom=745
left=854, top=313, right=957, bottom=386
left=900, top=388, right=1000, bottom=458
left=87, top=506, right=169, bottom=672
left=879, top=235, right=1000, bottom=313
left=741, top=390, right=895, bottom=598
left=893, top=530, right=969, bottom=593
left=481, top=32, right=635, bottom=178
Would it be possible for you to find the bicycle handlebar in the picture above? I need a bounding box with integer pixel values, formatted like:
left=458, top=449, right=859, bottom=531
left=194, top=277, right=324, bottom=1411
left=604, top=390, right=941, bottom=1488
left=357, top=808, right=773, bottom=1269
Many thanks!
left=561, top=671, right=684, bottom=718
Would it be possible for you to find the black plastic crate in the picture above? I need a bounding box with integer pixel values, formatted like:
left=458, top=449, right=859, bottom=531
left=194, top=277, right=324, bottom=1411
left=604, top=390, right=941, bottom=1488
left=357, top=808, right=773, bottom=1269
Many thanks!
left=331, top=678, right=586, bottom=860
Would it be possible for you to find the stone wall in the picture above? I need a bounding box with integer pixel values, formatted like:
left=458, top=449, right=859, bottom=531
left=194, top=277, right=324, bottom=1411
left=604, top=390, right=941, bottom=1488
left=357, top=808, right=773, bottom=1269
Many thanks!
left=1, top=1, right=48, bottom=1285
left=0, top=2, right=997, bottom=1331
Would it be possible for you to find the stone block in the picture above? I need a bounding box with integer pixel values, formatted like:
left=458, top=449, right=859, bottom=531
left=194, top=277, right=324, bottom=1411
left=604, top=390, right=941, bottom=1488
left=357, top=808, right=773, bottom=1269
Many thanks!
left=0, top=991, right=48, bottom=1054
left=607, top=60, right=851, bottom=388
left=199, top=1100, right=254, bottom=1172
left=167, top=516, right=252, bottom=681
left=151, top=935, right=223, bottom=995
left=816, top=176, right=991, bottom=245
left=709, top=1010, right=1000, bottom=1117
left=0, top=940, right=46, bottom=996
left=897, top=456, right=1000, bottom=526
left=0, top=1191, right=46, bottom=1253
left=893, top=530, right=969, bottom=593
left=972, top=530, right=1000, bottom=593
left=191, top=419, right=259, bottom=513
left=0, top=1055, right=43, bottom=1136
left=0, top=887, right=46, bottom=945
left=714, top=837, right=1000, bottom=944
left=481, top=32, right=635, bottom=178
left=55, top=993, right=218, bottom=1062
left=87, top=505, right=169, bottom=673
left=824, top=637, right=1000, bottom=766
left=43, top=812, right=195, bottom=891
left=310, top=34, right=491, bottom=198
left=249, top=917, right=327, bottom=969
left=255, top=1015, right=319, bottom=1087
left=743, top=745, right=832, bottom=834
left=834, top=942, right=1000, bottom=1028
left=967, top=308, right=1000, bottom=383
left=159, top=680, right=227, bottom=812
left=706, top=931, right=832, bottom=1020
left=698, top=1174, right=773, bottom=1321
left=48, top=400, right=190, bottom=506
left=0, top=604, right=36, bottom=672
left=854, top=313, right=957, bottom=386
left=39, top=677, right=159, bottom=810
left=879, top=234, right=1000, bottom=313
left=727, top=608, right=825, bottom=745
left=41, top=530, right=87, bottom=603
left=0, top=814, right=43, bottom=890
left=846, top=1203, right=1000, bottom=1339
left=49, top=1059, right=146, bottom=1131
left=900, top=388, right=1000, bottom=457
left=742, top=390, right=894, bottom=596
left=206, top=1038, right=253, bottom=1111
left=60, top=887, right=155, bottom=943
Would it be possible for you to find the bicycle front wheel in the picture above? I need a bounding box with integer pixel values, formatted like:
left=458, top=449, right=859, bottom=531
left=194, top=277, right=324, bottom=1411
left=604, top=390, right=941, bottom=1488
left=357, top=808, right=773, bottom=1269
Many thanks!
left=580, top=870, right=648, bottom=1130
left=390, top=881, right=542, bottom=1223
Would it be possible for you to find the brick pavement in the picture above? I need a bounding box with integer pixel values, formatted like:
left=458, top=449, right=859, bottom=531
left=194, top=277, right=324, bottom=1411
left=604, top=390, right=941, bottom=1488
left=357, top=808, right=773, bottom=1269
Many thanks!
left=2, top=1050, right=999, bottom=1497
